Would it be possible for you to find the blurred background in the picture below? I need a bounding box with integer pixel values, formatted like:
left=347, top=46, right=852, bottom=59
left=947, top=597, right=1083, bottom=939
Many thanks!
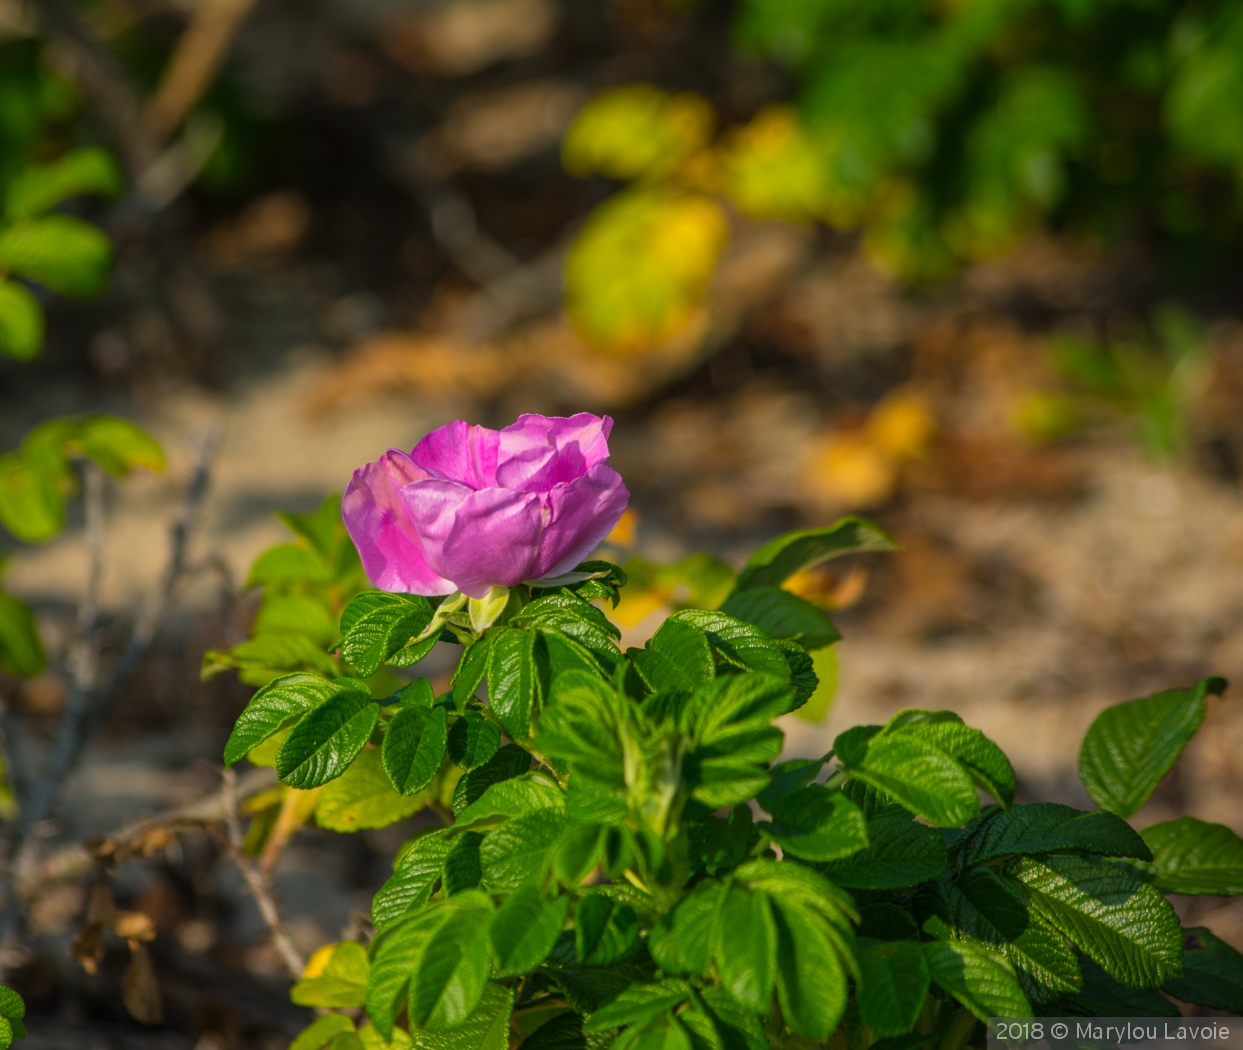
left=1, top=0, right=1243, bottom=1044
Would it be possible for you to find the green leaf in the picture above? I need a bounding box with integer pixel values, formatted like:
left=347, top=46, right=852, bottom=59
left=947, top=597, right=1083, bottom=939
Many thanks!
left=5, top=146, right=122, bottom=219
left=649, top=879, right=724, bottom=978
left=1011, top=853, right=1183, bottom=989
left=487, top=626, right=539, bottom=739
left=821, top=811, right=947, bottom=889
left=550, top=823, right=603, bottom=887
left=339, top=593, right=436, bottom=678
left=452, top=744, right=532, bottom=816
left=255, top=594, right=337, bottom=645
left=884, top=711, right=1015, bottom=808
left=443, top=831, right=483, bottom=895
left=367, top=914, right=432, bottom=1037
left=203, top=632, right=341, bottom=685
left=383, top=705, right=448, bottom=796
left=775, top=638, right=818, bottom=710
left=0, top=587, right=45, bottom=677
left=0, top=279, right=43, bottom=360
left=455, top=771, right=564, bottom=830
left=1069, top=956, right=1179, bottom=1017
left=246, top=543, right=334, bottom=587
left=291, top=1015, right=357, bottom=1050
left=490, top=884, right=569, bottom=976
left=1162, top=927, right=1243, bottom=1012
left=795, top=646, right=839, bottom=724
left=0, top=215, right=111, bottom=298
left=223, top=672, right=341, bottom=767
left=733, top=517, right=897, bottom=593
left=317, top=749, right=430, bottom=832
left=1137, top=817, right=1243, bottom=896
left=453, top=634, right=493, bottom=709
left=583, top=978, right=692, bottom=1033
left=769, top=895, right=849, bottom=1038
left=759, top=785, right=868, bottom=862
left=407, top=893, right=495, bottom=1029
left=479, top=808, right=567, bottom=891
left=0, top=451, right=64, bottom=542
left=70, top=416, right=165, bottom=476
left=833, top=724, right=979, bottom=827
left=955, top=803, right=1152, bottom=868
left=720, top=587, right=840, bottom=650
left=858, top=942, right=929, bottom=1038
left=713, top=884, right=775, bottom=1012
left=922, top=939, right=1031, bottom=1021
left=372, top=830, right=454, bottom=929
left=646, top=619, right=715, bottom=687
left=669, top=610, right=790, bottom=678
left=575, top=892, right=639, bottom=966
left=407, top=981, right=512, bottom=1050
left=292, top=941, right=369, bottom=1008
left=277, top=682, right=379, bottom=789
left=0, top=986, right=25, bottom=1026
left=448, top=710, right=501, bottom=771
left=1078, top=677, right=1227, bottom=818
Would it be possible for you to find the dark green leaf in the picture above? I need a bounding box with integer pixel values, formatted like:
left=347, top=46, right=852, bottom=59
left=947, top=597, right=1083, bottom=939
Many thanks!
left=720, top=586, right=839, bottom=650
left=382, top=706, right=448, bottom=796
left=858, top=942, right=929, bottom=1037
left=669, top=610, right=790, bottom=678
left=1067, top=956, right=1179, bottom=1017
left=490, top=884, right=569, bottom=976
left=405, top=980, right=512, bottom=1050
left=822, top=811, right=947, bottom=889
left=858, top=903, right=920, bottom=943
left=733, top=518, right=897, bottom=593
left=1137, top=817, right=1243, bottom=896
left=551, top=823, right=603, bottom=887
left=453, top=633, right=494, bottom=709
left=1078, top=677, right=1226, bottom=818
left=714, top=884, right=775, bottom=1012
left=759, top=785, right=868, bottom=862
left=448, top=710, right=502, bottom=770
left=769, top=895, right=849, bottom=1038
left=649, top=880, right=724, bottom=977
left=647, top=619, right=715, bottom=687
left=1162, top=927, right=1243, bottom=1012
left=521, top=1012, right=585, bottom=1050
left=276, top=683, right=378, bottom=789
left=1012, top=853, right=1183, bottom=989
left=452, top=744, right=532, bottom=816
left=5, top=147, right=121, bottom=219
left=885, top=712, right=1015, bottom=809
left=575, top=892, right=639, bottom=966
left=405, top=892, right=495, bottom=1029
left=583, top=979, right=691, bottom=1033
left=223, top=672, right=342, bottom=767
left=443, top=831, right=483, bottom=895
left=955, top=803, right=1153, bottom=868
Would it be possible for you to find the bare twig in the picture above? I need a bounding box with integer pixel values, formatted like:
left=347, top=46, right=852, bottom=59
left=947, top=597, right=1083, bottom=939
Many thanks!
left=220, top=769, right=305, bottom=981
left=143, top=0, right=262, bottom=139
left=1, top=435, right=218, bottom=957
left=31, top=766, right=277, bottom=887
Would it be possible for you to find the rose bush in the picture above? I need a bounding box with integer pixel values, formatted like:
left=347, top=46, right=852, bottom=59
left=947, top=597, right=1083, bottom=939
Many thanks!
left=212, top=415, right=1243, bottom=1050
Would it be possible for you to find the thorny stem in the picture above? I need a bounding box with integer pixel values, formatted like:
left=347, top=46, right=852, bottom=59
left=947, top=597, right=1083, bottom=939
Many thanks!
left=0, top=434, right=218, bottom=963
left=221, top=769, right=306, bottom=981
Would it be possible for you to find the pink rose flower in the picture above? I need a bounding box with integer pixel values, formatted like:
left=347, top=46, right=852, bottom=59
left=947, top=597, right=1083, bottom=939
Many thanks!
left=342, top=413, right=630, bottom=599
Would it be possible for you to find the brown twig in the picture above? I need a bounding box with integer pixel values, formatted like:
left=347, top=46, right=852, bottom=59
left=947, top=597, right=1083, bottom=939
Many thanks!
left=143, top=0, right=262, bottom=139
left=220, top=769, right=305, bottom=981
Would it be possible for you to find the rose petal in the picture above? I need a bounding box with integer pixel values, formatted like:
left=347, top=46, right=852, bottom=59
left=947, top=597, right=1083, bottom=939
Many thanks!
left=529, top=464, right=630, bottom=580
left=342, top=451, right=456, bottom=595
left=400, top=478, right=475, bottom=581
left=500, top=413, right=614, bottom=472
left=434, top=487, right=545, bottom=598
left=410, top=420, right=500, bottom=489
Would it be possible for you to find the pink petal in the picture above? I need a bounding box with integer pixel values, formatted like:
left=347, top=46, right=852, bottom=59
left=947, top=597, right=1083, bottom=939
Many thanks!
left=500, top=413, right=614, bottom=472
left=402, top=481, right=545, bottom=598
left=410, top=421, right=500, bottom=489
left=530, top=464, right=630, bottom=580
left=342, top=451, right=456, bottom=595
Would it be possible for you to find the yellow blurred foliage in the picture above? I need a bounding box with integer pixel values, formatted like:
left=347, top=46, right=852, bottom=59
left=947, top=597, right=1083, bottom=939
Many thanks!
left=565, top=188, right=729, bottom=354
left=561, top=84, right=714, bottom=182
left=1010, top=390, right=1082, bottom=443
left=783, top=564, right=870, bottom=611
left=610, top=551, right=736, bottom=628
left=721, top=106, right=861, bottom=226
left=605, top=507, right=639, bottom=548
left=804, top=388, right=935, bottom=509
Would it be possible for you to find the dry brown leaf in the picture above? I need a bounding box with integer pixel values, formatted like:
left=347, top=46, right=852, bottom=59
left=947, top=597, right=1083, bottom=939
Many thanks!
left=123, top=940, right=164, bottom=1025
left=69, top=923, right=106, bottom=975
left=113, top=910, right=158, bottom=941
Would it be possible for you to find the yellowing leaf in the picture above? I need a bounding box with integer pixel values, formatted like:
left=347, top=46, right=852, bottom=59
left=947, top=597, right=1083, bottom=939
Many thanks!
left=866, top=388, right=935, bottom=460
left=804, top=431, right=896, bottom=510
left=562, top=84, right=713, bottom=181
left=722, top=106, right=842, bottom=223
left=566, top=189, right=728, bottom=355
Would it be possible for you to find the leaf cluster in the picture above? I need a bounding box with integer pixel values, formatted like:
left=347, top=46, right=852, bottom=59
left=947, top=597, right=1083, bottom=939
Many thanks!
left=212, top=512, right=1243, bottom=1050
